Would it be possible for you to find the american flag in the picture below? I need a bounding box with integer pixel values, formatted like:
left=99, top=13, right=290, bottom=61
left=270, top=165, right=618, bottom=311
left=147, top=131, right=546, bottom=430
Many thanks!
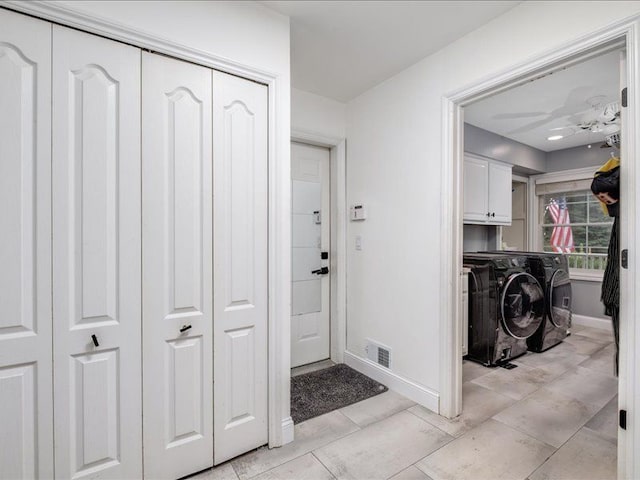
left=548, top=197, right=575, bottom=253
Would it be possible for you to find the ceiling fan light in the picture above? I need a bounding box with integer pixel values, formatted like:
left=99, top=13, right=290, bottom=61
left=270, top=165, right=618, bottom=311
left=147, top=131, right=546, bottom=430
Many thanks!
left=547, top=135, right=564, bottom=141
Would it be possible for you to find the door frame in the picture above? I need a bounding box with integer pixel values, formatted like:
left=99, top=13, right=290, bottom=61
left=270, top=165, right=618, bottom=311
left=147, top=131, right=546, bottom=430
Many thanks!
left=291, top=131, right=348, bottom=365
left=440, top=15, right=640, bottom=479
left=2, top=0, right=294, bottom=449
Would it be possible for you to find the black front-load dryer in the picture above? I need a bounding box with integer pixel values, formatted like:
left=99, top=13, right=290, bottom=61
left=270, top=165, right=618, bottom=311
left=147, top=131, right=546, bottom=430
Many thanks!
left=485, top=251, right=572, bottom=352
left=463, top=253, right=545, bottom=366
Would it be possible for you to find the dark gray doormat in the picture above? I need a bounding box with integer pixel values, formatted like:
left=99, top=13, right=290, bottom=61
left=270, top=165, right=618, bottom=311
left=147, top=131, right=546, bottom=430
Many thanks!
left=291, top=363, right=388, bottom=424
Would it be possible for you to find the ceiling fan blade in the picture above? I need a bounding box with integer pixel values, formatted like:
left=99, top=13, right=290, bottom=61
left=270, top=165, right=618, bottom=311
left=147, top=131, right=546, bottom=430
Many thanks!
left=492, top=111, right=547, bottom=120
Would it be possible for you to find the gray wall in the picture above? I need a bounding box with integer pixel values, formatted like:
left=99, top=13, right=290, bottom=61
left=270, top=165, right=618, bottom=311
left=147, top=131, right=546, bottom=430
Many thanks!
left=546, top=144, right=616, bottom=172
left=572, top=279, right=607, bottom=320
left=463, top=224, right=499, bottom=252
left=465, top=123, right=547, bottom=174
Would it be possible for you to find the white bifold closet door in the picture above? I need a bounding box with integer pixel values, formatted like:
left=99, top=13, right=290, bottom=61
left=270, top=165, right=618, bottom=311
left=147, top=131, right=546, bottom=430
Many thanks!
left=142, top=52, right=214, bottom=480
left=52, top=25, right=142, bottom=479
left=0, top=9, right=53, bottom=480
left=212, top=70, right=269, bottom=465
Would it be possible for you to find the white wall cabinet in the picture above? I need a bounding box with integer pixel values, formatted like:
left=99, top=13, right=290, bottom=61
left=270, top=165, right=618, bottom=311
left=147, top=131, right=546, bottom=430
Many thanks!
left=463, top=154, right=513, bottom=225
left=1, top=8, right=269, bottom=480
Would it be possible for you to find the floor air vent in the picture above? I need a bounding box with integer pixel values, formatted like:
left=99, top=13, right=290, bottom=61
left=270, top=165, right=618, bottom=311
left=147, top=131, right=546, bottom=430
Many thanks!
left=366, top=339, right=392, bottom=369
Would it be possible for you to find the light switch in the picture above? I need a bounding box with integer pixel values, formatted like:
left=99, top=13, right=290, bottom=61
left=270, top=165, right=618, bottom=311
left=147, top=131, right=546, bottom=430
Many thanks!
left=355, top=235, right=362, bottom=251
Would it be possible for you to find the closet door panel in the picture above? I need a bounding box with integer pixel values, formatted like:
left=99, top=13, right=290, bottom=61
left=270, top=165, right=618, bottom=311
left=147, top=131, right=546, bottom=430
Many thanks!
left=0, top=9, right=53, bottom=480
left=142, top=52, right=213, bottom=480
left=213, top=71, right=269, bottom=465
left=52, top=25, right=141, bottom=480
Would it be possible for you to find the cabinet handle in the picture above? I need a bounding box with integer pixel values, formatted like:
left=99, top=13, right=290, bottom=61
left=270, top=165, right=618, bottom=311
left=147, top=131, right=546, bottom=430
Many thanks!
left=491, top=212, right=495, bottom=217
left=486, top=212, right=490, bottom=217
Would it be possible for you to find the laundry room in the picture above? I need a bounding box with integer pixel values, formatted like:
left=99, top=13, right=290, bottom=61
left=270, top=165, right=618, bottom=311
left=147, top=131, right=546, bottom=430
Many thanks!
left=458, top=43, right=622, bottom=472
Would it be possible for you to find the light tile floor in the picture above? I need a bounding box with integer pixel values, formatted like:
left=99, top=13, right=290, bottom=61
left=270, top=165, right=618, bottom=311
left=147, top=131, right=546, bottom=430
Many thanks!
left=190, top=325, right=617, bottom=480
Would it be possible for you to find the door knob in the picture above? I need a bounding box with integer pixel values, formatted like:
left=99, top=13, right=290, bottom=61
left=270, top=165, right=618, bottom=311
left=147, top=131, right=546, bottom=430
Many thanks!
left=180, top=324, right=192, bottom=333
left=91, top=334, right=99, bottom=347
left=311, top=267, right=329, bottom=275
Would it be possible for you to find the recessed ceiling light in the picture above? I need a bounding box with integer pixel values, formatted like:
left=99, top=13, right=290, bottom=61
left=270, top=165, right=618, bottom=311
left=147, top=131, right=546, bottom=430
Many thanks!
left=547, top=135, right=564, bottom=141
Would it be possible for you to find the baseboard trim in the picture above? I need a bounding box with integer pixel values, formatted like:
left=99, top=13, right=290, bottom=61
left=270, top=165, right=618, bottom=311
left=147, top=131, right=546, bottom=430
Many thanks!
left=572, top=313, right=611, bottom=331
left=281, top=417, right=294, bottom=446
left=344, top=351, right=439, bottom=414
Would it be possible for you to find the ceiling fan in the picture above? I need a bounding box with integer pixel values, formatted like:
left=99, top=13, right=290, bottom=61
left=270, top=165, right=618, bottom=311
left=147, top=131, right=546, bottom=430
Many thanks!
left=546, top=100, right=621, bottom=138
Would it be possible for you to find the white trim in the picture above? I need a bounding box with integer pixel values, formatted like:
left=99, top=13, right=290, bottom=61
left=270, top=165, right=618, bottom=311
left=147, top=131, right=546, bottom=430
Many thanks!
left=290, top=130, right=348, bottom=365
left=344, top=351, right=439, bottom=413
left=512, top=174, right=529, bottom=184
left=280, top=417, right=295, bottom=446
left=530, top=166, right=597, bottom=185
left=572, top=314, right=612, bottom=331
left=441, top=15, right=640, bottom=480
left=570, top=269, right=604, bottom=282
left=1, top=0, right=293, bottom=450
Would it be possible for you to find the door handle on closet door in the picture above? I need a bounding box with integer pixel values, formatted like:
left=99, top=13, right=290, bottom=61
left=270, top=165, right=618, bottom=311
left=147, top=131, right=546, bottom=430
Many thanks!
left=91, top=334, right=99, bottom=347
left=179, top=324, right=192, bottom=333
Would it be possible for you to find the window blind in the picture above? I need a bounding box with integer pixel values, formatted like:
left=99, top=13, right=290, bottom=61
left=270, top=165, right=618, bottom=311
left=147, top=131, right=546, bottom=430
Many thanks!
left=534, top=178, right=593, bottom=195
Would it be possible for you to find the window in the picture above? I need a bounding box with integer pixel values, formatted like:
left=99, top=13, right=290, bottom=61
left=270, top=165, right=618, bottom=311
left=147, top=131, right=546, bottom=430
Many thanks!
left=539, top=191, right=613, bottom=270
left=533, top=167, right=614, bottom=275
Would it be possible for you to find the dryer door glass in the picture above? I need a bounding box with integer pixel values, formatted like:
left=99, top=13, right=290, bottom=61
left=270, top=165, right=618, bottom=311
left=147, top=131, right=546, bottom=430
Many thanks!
left=501, top=272, right=545, bottom=339
left=549, top=269, right=572, bottom=328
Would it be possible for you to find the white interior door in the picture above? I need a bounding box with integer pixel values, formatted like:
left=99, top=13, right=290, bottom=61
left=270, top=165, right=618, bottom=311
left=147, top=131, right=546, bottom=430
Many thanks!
left=212, top=70, right=269, bottom=464
left=142, top=52, right=213, bottom=479
left=290, top=142, right=331, bottom=368
left=0, top=9, right=53, bottom=479
left=52, top=25, right=142, bottom=479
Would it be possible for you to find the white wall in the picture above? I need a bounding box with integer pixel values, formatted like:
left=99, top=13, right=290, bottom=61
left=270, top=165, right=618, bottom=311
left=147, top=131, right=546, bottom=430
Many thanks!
left=345, top=1, right=640, bottom=404
left=292, top=87, right=347, bottom=140
left=54, top=1, right=289, bottom=76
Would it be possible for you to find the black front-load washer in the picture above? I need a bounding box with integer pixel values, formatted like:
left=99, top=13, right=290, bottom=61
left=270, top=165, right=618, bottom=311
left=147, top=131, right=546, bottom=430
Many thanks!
left=463, top=253, right=545, bottom=366
left=485, top=251, right=572, bottom=352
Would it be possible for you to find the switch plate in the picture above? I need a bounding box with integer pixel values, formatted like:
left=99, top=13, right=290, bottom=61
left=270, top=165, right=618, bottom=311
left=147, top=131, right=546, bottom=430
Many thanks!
left=355, top=235, right=362, bottom=251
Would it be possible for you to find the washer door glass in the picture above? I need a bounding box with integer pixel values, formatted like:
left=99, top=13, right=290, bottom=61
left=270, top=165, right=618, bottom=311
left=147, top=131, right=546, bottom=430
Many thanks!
left=549, top=269, right=572, bottom=328
left=501, top=272, right=545, bottom=339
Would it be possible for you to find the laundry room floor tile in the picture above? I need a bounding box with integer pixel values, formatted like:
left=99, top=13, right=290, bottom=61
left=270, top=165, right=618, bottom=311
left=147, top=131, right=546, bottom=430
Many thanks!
left=389, top=465, right=434, bottom=480
left=580, top=343, right=617, bottom=377
left=562, top=334, right=610, bottom=356
left=415, top=419, right=554, bottom=480
left=528, top=428, right=616, bottom=480
left=231, top=410, right=359, bottom=480
left=492, top=387, right=599, bottom=448
left=570, top=325, right=613, bottom=342
left=462, top=360, right=490, bottom=383
left=584, top=395, right=618, bottom=442
left=470, top=363, right=555, bottom=400
left=544, top=366, right=617, bottom=411
left=339, top=389, right=416, bottom=427
left=250, top=453, right=335, bottom=480
left=513, top=344, right=588, bottom=377
left=408, top=382, right=515, bottom=437
left=313, top=410, right=452, bottom=480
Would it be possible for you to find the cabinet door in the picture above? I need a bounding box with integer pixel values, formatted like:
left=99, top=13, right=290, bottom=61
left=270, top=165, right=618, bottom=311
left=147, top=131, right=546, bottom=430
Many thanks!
left=463, top=156, right=489, bottom=223
left=0, top=9, right=53, bottom=480
left=142, top=52, right=213, bottom=480
left=52, top=25, right=142, bottom=479
left=212, top=70, right=269, bottom=465
left=488, top=162, right=512, bottom=224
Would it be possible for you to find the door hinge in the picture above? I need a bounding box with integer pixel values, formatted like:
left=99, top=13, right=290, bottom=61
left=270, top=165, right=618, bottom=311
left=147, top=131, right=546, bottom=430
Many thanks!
left=622, top=87, right=628, bottom=108
left=620, top=409, right=627, bottom=430
left=621, top=249, right=628, bottom=269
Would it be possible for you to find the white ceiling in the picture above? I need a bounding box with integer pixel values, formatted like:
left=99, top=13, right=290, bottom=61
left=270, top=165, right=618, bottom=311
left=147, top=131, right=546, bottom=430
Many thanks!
left=464, top=49, right=622, bottom=152
left=260, top=1, right=521, bottom=102
left=261, top=1, right=621, bottom=153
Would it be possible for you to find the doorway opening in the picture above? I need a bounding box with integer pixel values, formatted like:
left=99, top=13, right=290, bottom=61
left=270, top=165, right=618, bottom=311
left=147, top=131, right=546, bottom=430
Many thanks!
left=440, top=21, right=638, bottom=479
